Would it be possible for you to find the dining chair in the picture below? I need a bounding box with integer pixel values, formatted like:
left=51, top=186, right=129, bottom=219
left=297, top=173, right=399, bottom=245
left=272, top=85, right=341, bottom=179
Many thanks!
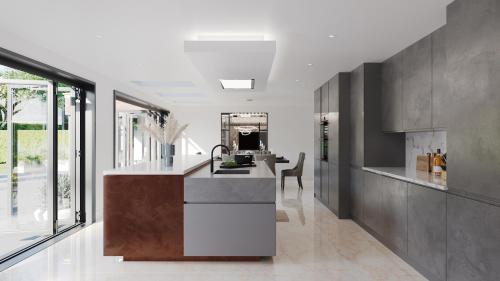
left=281, top=152, right=305, bottom=190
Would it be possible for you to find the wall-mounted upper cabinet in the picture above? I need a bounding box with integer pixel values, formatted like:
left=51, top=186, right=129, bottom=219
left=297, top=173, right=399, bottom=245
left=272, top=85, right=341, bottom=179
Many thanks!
left=382, top=32, right=446, bottom=132
left=402, top=35, right=433, bottom=131
left=431, top=26, right=450, bottom=130
left=381, top=52, right=404, bottom=132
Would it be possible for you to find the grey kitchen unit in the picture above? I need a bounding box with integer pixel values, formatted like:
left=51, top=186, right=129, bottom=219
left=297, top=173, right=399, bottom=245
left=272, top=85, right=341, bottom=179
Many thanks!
left=363, top=172, right=407, bottom=256
left=444, top=0, right=500, bottom=205
left=402, top=35, right=433, bottom=131
left=314, top=73, right=351, bottom=219
left=359, top=169, right=447, bottom=281
left=447, top=194, right=500, bottom=281
left=381, top=51, right=404, bottom=132
left=350, top=63, right=405, bottom=169
left=349, top=63, right=405, bottom=221
left=183, top=160, right=276, bottom=257
left=408, top=183, right=446, bottom=281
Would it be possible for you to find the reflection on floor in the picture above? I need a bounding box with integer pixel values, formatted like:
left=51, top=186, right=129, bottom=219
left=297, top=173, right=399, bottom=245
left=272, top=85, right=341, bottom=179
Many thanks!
left=0, top=179, right=427, bottom=281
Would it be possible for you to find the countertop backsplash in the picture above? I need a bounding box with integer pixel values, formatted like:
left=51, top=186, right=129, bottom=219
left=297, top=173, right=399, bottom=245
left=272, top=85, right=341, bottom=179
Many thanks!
left=406, top=131, right=447, bottom=171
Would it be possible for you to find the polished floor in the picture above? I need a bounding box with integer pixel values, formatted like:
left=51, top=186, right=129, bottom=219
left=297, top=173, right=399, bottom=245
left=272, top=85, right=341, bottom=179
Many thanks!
left=0, top=179, right=426, bottom=281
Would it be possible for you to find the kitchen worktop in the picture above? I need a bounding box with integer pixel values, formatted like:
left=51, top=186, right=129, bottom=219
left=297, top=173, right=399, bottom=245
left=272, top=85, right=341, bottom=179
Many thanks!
left=362, top=166, right=447, bottom=191
left=184, top=160, right=276, bottom=203
left=103, top=155, right=210, bottom=176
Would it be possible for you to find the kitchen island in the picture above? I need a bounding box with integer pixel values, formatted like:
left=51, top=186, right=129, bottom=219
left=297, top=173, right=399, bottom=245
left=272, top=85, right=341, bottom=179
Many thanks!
left=103, top=155, right=276, bottom=261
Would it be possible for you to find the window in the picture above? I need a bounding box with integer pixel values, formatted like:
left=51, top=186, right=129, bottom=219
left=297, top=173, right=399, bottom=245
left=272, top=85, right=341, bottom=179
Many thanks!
left=114, top=92, right=168, bottom=168
left=0, top=55, right=95, bottom=264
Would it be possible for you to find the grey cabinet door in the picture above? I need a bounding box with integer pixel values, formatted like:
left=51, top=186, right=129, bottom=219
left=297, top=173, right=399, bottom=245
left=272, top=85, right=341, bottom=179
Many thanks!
left=350, top=167, right=364, bottom=220
left=320, top=82, right=329, bottom=115
left=184, top=203, right=276, bottom=257
left=402, top=35, right=432, bottom=131
left=447, top=194, right=500, bottom=281
left=328, top=77, right=339, bottom=213
left=408, top=183, right=446, bottom=281
left=431, top=26, right=450, bottom=129
left=320, top=161, right=329, bottom=204
left=363, top=172, right=384, bottom=233
left=379, top=175, right=408, bottom=254
left=350, top=65, right=364, bottom=167
left=445, top=0, right=500, bottom=204
left=381, top=52, right=403, bottom=132
left=314, top=89, right=321, bottom=197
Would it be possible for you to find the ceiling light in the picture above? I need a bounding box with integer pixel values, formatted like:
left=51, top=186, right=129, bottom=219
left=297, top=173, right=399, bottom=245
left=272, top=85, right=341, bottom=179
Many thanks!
left=220, top=79, right=255, bottom=90
left=95, top=35, right=103, bottom=39
left=328, top=34, right=336, bottom=38
left=196, top=34, right=266, bottom=41
left=307, top=63, right=313, bottom=67
left=295, top=79, right=300, bottom=82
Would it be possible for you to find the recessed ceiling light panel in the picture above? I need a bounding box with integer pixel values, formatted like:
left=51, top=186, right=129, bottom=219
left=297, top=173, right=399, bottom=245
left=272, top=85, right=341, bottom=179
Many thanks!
left=219, top=79, right=255, bottom=90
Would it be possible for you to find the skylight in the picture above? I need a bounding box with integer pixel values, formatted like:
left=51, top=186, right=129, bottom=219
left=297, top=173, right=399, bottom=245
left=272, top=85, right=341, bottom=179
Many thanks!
left=219, top=79, right=255, bottom=90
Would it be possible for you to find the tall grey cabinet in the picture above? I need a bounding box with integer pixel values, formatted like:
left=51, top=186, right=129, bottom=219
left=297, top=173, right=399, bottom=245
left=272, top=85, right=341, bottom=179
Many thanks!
left=350, top=63, right=405, bottom=220
left=314, top=73, right=351, bottom=219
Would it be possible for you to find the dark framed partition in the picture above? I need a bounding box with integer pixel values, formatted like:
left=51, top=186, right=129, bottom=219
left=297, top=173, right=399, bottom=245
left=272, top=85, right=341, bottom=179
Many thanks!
left=0, top=47, right=95, bottom=269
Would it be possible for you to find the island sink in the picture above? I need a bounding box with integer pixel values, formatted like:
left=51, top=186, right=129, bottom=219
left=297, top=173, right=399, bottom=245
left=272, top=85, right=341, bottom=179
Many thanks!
left=213, top=169, right=250, bottom=175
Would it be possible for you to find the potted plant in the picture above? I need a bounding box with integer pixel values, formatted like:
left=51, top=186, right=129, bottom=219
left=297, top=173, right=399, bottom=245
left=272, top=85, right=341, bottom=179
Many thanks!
left=139, top=113, right=188, bottom=166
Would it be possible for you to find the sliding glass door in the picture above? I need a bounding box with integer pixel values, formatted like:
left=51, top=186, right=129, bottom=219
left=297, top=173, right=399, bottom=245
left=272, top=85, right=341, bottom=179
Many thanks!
left=56, top=84, right=79, bottom=231
left=0, top=69, right=52, bottom=256
left=0, top=64, right=83, bottom=259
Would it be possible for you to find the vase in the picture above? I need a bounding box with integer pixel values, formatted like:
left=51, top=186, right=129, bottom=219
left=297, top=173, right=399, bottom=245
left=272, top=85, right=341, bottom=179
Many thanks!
left=161, top=144, right=175, bottom=166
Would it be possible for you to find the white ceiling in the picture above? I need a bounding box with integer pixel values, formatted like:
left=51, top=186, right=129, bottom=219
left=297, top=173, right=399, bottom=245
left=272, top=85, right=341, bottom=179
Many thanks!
left=0, top=0, right=452, bottom=106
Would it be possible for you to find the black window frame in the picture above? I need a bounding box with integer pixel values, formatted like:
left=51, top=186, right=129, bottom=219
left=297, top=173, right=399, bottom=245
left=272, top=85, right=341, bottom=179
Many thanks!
left=0, top=46, right=96, bottom=268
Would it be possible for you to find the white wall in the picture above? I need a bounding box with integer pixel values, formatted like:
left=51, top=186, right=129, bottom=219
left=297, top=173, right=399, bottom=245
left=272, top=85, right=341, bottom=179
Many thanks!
left=0, top=28, right=172, bottom=221
left=172, top=102, right=314, bottom=180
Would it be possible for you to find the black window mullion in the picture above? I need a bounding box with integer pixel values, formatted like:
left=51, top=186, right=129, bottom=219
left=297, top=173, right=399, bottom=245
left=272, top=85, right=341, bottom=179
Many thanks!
left=52, top=82, right=58, bottom=234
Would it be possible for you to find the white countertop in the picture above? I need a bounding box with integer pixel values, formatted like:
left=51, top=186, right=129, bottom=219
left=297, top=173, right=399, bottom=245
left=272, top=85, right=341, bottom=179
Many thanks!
left=186, top=160, right=276, bottom=179
left=103, top=155, right=210, bottom=176
left=362, top=167, right=447, bottom=191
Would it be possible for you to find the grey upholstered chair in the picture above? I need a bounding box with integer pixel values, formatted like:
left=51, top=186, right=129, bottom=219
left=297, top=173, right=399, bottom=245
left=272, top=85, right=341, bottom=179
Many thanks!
left=281, top=152, right=305, bottom=190
left=255, top=154, right=276, bottom=175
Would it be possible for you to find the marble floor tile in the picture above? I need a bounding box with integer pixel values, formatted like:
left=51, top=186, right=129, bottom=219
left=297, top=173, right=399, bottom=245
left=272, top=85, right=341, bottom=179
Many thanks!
left=0, top=179, right=427, bottom=281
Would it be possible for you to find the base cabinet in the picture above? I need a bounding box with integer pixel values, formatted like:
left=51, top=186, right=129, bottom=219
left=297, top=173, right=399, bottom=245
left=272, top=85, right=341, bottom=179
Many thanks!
left=184, top=204, right=276, bottom=257
left=350, top=167, right=364, bottom=220
left=447, top=194, right=500, bottom=281
left=408, top=183, right=446, bottom=281
left=362, top=172, right=407, bottom=255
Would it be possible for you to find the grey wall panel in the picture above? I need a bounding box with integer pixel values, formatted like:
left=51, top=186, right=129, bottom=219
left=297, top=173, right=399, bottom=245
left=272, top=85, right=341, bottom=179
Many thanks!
left=184, top=203, right=276, bottom=257
left=447, top=194, right=500, bottom=281
left=408, top=183, right=446, bottom=281
left=402, top=35, right=433, bottom=131
left=445, top=0, right=500, bottom=203
left=381, top=52, right=404, bottom=132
